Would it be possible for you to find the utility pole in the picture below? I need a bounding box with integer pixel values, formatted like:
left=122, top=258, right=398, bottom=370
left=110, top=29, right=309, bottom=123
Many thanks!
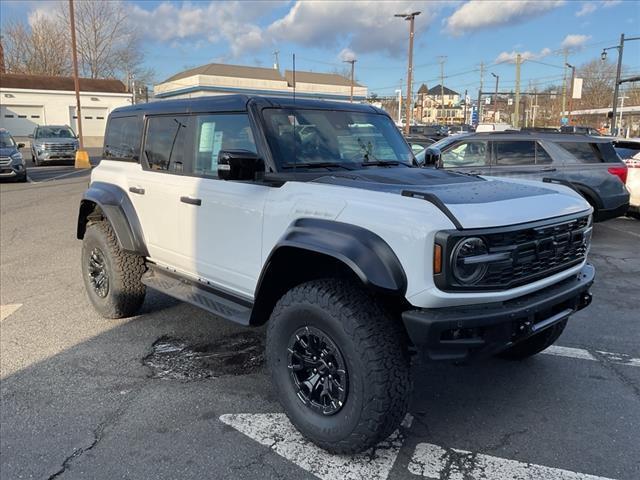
left=395, top=89, right=402, bottom=125
left=477, top=61, right=484, bottom=124
left=463, top=89, right=468, bottom=124
left=561, top=48, right=568, bottom=125
left=566, top=62, right=575, bottom=124
left=69, top=0, right=83, bottom=150
left=514, top=54, right=521, bottom=128
left=273, top=50, right=280, bottom=71
left=395, top=11, right=421, bottom=135
left=344, top=59, right=356, bottom=103
left=532, top=87, right=538, bottom=127
left=438, top=56, right=446, bottom=125
left=491, top=72, right=499, bottom=122
left=610, top=33, right=624, bottom=135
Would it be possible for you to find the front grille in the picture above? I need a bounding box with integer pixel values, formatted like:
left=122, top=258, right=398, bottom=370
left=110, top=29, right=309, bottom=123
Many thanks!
left=478, top=215, right=590, bottom=289
left=43, top=143, right=76, bottom=152
left=0, top=156, right=11, bottom=167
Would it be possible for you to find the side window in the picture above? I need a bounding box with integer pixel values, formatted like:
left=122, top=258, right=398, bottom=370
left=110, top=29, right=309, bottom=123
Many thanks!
left=535, top=143, right=553, bottom=165
left=192, top=113, right=256, bottom=177
left=441, top=141, right=488, bottom=167
left=144, top=115, right=190, bottom=173
left=104, top=116, right=142, bottom=161
left=557, top=142, right=602, bottom=163
left=495, top=141, right=536, bottom=165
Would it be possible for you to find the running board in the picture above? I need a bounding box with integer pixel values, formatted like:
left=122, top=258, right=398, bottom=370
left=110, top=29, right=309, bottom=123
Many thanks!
left=142, top=266, right=253, bottom=326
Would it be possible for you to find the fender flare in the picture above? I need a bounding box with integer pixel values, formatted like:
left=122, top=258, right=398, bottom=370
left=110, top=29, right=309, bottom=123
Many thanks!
left=77, top=181, right=148, bottom=256
left=257, top=218, right=407, bottom=296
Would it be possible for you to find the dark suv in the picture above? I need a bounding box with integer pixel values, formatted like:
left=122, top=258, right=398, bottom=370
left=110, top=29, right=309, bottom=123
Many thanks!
left=0, top=129, right=27, bottom=182
left=418, top=131, right=629, bottom=221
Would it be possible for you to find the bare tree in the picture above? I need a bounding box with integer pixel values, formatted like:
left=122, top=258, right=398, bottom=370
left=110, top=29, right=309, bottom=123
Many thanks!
left=576, top=59, right=617, bottom=109
left=1, top=18, right=70, bottom=76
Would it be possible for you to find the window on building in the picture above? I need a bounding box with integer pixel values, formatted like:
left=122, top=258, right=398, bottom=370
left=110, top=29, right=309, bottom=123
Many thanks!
left=442, top=141, right=489, bottom=167
left=144, top=115, right=190, bottom=172
left=104, top=116, right=142, bottom=161
left=495, top=141, right=536, bottom=165
left=192, top=114, right=256, bottom=177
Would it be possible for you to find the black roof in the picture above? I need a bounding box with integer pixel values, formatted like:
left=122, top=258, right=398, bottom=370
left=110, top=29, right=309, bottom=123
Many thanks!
left=426, top=84, right=459, bottom=96
left=111, top=94, right=383, bottom=117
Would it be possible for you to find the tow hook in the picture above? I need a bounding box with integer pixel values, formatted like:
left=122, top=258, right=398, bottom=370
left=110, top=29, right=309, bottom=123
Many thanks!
left=578, top=292, right=593, bottom=310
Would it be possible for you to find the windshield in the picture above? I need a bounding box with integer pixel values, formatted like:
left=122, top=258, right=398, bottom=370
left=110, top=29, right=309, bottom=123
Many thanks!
left=0, top=132, right=16, bottom=148
left=36, top=127, right=75, bottom=139
left=263, top=108, right=413, bottom=169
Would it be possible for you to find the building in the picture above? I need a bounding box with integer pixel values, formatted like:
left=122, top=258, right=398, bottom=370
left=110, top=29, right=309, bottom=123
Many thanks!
left=0, top=73, right=131, bottom=146
left=415, top=84, right=465, bottom=124
left=154, top=62, right=367, bottom=102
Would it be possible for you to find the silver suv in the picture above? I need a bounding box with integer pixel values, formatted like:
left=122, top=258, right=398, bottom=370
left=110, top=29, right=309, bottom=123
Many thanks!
left=29, top=125, right=79, bottom=166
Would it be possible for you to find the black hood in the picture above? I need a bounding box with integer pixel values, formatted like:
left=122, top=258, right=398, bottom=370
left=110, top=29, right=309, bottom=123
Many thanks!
left=311, top=167, right=553, bottom=205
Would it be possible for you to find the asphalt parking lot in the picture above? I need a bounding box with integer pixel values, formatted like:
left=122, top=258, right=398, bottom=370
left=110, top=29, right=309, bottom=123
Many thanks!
left=1, top=175, right=639, bottom=480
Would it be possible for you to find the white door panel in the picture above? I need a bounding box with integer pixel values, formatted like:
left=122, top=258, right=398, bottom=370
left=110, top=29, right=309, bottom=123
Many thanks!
left=184, top=178, right=269, bottom=297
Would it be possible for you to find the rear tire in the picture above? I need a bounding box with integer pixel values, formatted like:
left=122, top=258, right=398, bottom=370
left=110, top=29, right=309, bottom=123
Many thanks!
left=498, top=319, right=567, bottom=360
left=266, top=279, right=411, bottom=454
left=81, top=221, right=146, bottom=318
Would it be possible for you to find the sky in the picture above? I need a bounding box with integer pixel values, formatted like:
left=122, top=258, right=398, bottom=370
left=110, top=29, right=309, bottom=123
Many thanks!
left=1, top=0, right=639, bottom=98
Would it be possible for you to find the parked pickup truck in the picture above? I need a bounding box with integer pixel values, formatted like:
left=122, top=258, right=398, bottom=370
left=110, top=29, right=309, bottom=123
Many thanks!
left=77, top=95, right=595, bottom=453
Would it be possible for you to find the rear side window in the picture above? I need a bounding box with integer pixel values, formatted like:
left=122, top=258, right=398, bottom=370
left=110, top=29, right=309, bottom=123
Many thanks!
left=441, top=141, right=488, bottom=167
left=557, top=142, right=602, bottom=163
left=144, top=115, right=191, bottom=173
left=495, top=141, right=536, bottom=165
left=104, top=116, right=141, bottom=161
left=596, top=142, right=622, bottom=163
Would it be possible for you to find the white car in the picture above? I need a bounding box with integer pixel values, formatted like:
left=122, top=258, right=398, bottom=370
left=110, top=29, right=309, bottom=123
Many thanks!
left=77, top=95, right=595, bottom=454
left=613, top=139, right=640, bottom=217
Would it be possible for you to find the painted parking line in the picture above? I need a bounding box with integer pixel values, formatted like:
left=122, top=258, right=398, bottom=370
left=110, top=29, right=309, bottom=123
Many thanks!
left=220, top=413, right=413, bottom=480
left=27, top=168, right=90, bottom=183
left=542, top=345, right=640, bottom=368
left=0, top=304, right=22, bottom=322
left=408, top=442, right=616, bottom=480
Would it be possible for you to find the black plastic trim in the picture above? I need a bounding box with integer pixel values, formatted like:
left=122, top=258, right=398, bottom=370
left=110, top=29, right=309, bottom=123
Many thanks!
left=78, top=182, right=148, bottom=256
left=256, top=218, right=408, bottom=295
left=401, top=190, right=463, bottom=229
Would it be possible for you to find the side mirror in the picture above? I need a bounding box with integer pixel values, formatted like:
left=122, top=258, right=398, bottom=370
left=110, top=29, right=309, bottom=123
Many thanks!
left=423, top=147, right=442, bottom=168
left=17, top=143, right=25, bottom=149
left=217, top=149, right=263, bottom=180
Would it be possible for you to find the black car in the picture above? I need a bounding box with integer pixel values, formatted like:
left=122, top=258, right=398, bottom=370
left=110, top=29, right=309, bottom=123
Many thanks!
left=404, top=134, right=435, bottom=154
left=409, top=125, right=448, bottom=141
left=417, top=131, right=629, bottom=221
left=0, top=129, right=27, bottom=182
left=560, top=125, right=600, bottom=135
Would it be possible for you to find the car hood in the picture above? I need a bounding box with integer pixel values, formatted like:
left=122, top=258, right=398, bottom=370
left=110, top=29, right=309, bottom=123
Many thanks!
left=0, top=147, right=18, bottom=157
left=312, top=167, right=590, bottom=229
left=33, top=138, right=77, bottom=144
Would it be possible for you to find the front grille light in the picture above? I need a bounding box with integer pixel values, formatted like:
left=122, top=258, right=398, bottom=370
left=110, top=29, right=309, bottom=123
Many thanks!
left=451, top=237, right=489, bottom=285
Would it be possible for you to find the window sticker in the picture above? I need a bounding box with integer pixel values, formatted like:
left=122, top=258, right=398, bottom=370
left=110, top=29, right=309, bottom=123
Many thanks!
left=199, top=122, right=215, bottom=152
left=211, top=131, right=224, bottom=170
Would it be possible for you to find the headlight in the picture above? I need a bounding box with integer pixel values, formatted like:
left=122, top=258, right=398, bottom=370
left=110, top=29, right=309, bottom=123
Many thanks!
left=10, top=152, right=23, bottom=164
left=451, top=237, right=488, bottom=285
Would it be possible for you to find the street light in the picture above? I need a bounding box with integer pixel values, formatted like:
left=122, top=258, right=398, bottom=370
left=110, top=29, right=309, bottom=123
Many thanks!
left=395, top=89, right=402, bottom=125
left=565, top=62, right=575, bottom=124
left=491, top=72, right=499, bottom=121
left=395, top=11, right=421, bottom=135
left=600, top=33, right=640, bottom=135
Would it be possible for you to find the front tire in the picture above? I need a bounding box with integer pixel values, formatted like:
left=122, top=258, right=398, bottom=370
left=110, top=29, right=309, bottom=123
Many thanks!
left=266, top=279, right=411, bottom=454
left=81, top=221, right=146, bottom=318
left=498, top=319, right=567, bottom=360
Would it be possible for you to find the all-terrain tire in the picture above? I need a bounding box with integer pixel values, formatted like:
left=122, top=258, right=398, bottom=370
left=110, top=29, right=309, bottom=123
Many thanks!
left=81, top=221, right=146, bottom=318
left=498, top=319, right=567, bottom=360
left=266, top=279, right=411, bottom=454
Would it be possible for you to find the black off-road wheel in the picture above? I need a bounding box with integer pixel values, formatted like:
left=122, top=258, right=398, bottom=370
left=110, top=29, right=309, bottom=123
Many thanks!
left=81, top=221, right=146, bottom=318
left=498, top=319, right=567, bottom=360
left=266, top=279, right=411, bottom=454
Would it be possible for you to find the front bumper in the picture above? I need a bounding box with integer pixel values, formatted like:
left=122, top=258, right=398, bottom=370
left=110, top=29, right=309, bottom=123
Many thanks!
left=0, top=164, right=26, bottom=180
left=35, top=150, right=77, bottom=161
left=402, top=263, right=595, bottom=361
left=595, top=202, right=629, bottom=222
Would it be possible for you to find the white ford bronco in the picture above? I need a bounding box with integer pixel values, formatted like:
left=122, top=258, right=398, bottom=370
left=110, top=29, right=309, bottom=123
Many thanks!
left=78, top=95, right=595, bottom=453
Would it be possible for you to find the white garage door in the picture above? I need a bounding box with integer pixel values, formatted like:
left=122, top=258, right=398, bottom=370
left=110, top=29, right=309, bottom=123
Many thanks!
left=0, top=105, right=45, bottom=136
left=69, top=107, right=109, bottom=137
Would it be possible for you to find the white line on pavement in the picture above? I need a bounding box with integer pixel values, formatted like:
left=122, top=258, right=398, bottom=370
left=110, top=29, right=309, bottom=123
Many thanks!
left=220, top=413, right=407, bottom=480
left=408, top=442, right=616, bottom=480
left=0, top=304, right=23, bottom=322
left=542, top=345, right=640, bottom=368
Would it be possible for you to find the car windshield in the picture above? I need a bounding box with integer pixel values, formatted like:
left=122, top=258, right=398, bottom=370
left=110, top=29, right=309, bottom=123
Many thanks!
left=0, top=132, right=16, bottom=148
left=36, top=127, right=75, bottom=139
left=263, top=108, right=413, bottom=169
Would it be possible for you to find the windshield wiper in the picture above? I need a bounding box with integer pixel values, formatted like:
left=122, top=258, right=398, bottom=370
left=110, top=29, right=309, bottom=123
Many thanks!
left=361, top=160, right=410, bottom=167
left=281, top=162, right=353, bottom=170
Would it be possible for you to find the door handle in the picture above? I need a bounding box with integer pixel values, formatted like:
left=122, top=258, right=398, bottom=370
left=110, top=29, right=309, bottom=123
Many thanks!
left=129, top=186, right=145, bottom=195
left=541, top=167, right=557, bottom=172
left=180, top=196, right=202, bottom=206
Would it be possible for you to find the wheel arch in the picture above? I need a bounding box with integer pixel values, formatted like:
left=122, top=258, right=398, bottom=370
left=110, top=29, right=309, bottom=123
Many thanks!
left=250, top=218, right=408, bottom=325
left=77, top=182, right=148, bottom=256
